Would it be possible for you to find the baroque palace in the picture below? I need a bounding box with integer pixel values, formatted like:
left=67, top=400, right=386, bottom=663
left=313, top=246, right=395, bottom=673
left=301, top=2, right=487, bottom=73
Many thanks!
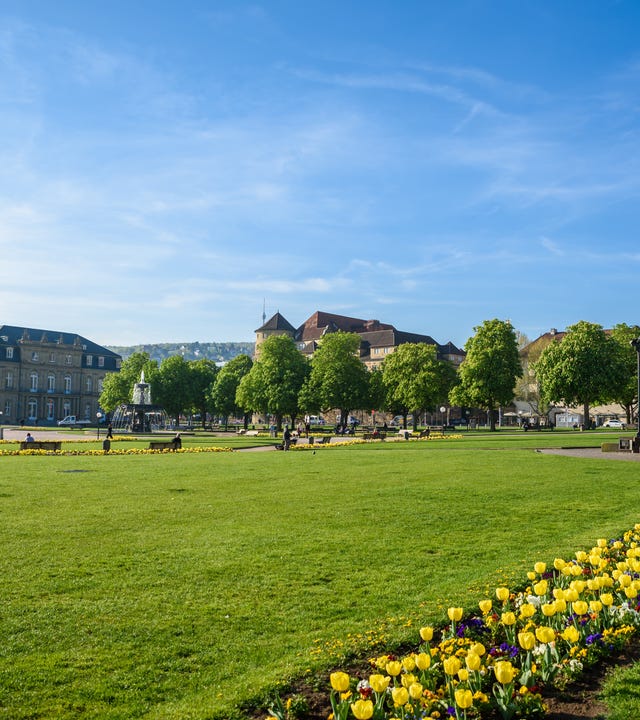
left=0, top=325, right=121, bottom=426
left=255, top=310, right=465, bottom=367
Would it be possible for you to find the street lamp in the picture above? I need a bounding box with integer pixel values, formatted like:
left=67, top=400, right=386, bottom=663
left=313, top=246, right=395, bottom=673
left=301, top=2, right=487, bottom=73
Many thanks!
left=440, top=406, right=446, bottom=430
left=96, top=411, right=103, bottom=439
left=631, top=338, right=640, bottom=442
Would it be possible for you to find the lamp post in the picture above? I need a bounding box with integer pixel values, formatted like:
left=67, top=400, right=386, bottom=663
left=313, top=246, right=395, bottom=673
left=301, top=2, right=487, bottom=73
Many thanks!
left=631, top=338, right=640, bottom=441
left=96, top=411, right=103, bottom=439
left=440, top=406, right=446, bottom=431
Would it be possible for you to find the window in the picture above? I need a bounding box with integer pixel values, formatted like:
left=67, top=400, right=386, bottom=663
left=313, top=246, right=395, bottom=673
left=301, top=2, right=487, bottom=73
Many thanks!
left=27, top=399, right=37, bottom=420
left=86, top=376, right=93, bottom=392
left=4, top=400, right=11, bottom=417
left=64, top=375, right=72, bottom=394
left=65, top=355, right=72, bottom=365
left=47, top=375, right=55, bottom=392
left=49, top=352, right=56, bottom=363
left=31, top=351, right=39, bottom=362
left=84, top=403, right=91, bottom=420
left=63, top=401, right=71, bottom=416
left=97, top=378, right=104, bottom=393
left=6, top=347, right=13, bottom=359
left=5, top=372, right=13, bottom=389
left=30, top=372, right=38, bottom=392
left=98, top=356, right=105, bottom=368
left=46, top=400, right=54, bottom=420
left=86, top=355, right=93, bottom=366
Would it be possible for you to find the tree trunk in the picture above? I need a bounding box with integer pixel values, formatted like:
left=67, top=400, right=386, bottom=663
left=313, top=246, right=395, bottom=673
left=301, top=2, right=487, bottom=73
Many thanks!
left=583, top=402, right=590, bottom=430
left=489, top=406, right=497, bottom=432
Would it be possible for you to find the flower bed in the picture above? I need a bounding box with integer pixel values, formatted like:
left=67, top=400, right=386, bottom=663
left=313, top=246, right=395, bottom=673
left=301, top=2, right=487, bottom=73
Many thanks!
left=317, top=526, right=640, bottom=720
left=0, top=445, right=233, bottom=456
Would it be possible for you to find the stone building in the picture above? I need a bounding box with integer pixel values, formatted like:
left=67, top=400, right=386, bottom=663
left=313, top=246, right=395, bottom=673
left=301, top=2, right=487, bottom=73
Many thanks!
left=255, top=310, right=465, bottom=367
left=0, top=325, right=121, bottom=425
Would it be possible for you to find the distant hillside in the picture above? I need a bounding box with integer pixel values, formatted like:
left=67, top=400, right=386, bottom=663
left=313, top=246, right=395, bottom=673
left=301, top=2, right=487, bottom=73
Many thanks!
left=106, top=341, right=255, bottom=364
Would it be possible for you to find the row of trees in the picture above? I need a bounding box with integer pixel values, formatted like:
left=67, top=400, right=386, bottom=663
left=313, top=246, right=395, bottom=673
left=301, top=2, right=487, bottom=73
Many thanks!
left=99, top=319, right=640, bottom=431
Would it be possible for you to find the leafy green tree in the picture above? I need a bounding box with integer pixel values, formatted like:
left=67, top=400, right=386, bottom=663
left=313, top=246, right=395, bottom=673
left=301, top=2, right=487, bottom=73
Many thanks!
left=236, top=335, right=308, bottom=429
left=299, top=332, right=369, bottom=426
left=449, top=319, right=522, bottom=431
left=381, top=343, right=458, bottom=430
left=99, top=352, right=157, bottom=413
left=187, top=359, right=219, bottom=427
left=534, top=321, right=627, bottom=428
left=610, top=323, right=640, bottom=425
left=153, top=355, right=192, bottom=425
left=210, top=354, right=253, bottom=429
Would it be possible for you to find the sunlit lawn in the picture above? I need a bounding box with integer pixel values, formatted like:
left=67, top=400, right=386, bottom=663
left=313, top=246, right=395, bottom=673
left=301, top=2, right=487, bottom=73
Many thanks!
left=1, top=434, right=639, bottom=718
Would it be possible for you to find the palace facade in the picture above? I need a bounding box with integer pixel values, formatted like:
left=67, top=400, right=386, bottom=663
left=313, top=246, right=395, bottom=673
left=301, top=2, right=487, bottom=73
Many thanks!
left=0, top=325, right=121, bottom=425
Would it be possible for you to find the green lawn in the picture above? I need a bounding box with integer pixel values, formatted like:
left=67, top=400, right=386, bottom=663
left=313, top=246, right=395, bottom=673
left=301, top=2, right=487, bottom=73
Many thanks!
left=1, top=437, right=639, bottom=718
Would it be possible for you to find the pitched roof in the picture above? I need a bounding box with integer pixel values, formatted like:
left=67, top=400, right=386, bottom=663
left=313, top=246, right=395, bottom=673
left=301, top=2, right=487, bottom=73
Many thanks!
left=0, top=324, right=119, bottom=357
left=255, top=312, right=297, bottom=334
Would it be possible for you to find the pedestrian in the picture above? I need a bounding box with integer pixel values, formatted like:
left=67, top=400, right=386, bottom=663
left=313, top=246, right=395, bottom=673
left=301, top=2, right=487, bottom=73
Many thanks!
left=283, top=425, right=291, bottom=451
left=106, top=423, right=114, bottom=439
left=172, top=433, right=182, bottom=450
left=24, top=432, right=35, bottom=443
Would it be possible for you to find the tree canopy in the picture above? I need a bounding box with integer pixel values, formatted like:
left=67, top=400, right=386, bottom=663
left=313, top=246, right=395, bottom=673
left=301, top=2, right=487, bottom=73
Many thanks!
left=610, top=323, right=640, bottom=424
left=299, top=332, right=370, bottom=425
left=236, top=335, right=309, bottom=427
left=99, top=352, right=157, bottom=413
left=534, top=320, right=628, bottom=427
left=449, top=319, right=521, bottom=431
left=381, top=343, right=457, bottom=429
left=209, top=354, right=253, bottom=428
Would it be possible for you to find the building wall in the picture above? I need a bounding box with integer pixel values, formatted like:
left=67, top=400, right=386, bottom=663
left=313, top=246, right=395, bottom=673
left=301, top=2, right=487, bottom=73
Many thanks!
left=0, top=329, right=121, bottom=425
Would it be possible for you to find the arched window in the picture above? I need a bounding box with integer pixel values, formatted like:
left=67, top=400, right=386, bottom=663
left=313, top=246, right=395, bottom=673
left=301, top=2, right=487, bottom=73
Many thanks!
left=30, top=372, right=38, bottom=392
left=48, top=374, right=55, bottom=392
left=64, top=375, right=72, bottom=394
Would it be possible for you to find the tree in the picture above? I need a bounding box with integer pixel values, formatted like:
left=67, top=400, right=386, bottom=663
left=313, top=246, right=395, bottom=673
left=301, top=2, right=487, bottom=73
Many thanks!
left=153, top=355, right=192, bottom=425
left=299, top=332, right=370, bottom=426
left=99, top=352, right=158, bottom=413
left=236, top=335, right=308, bottom=428
left=449, top=319, right=522, bottom=431
left=381, top=343, right=458, bottom=430
left=534, top=321, right=627, bottom=428
left=610, top=323, right=640, bottom=424
left=210, top=354, right=253, bottom=429
left=187, top=359, right=219, bottom=427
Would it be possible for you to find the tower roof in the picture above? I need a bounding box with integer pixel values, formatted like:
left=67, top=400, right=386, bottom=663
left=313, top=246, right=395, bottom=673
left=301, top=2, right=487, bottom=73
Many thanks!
left=255, top=312, right=296, bottom=334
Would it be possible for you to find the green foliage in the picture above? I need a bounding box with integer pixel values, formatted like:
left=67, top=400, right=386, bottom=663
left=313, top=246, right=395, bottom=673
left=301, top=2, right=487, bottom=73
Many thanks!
left=449, top=319, right=521, bottom=430
left=236, top=335, right=309, bottom=423
left=380, top=343, right=458, bottom=428
left=534, top=321, right=628, bottom=423
left=99, top=351, right=158, bottom=412
left=153, top=354, right=193, bottom=421
left=610, top=323, right=640, bottom=418
left=1, top=444, right=640, bottom=719
left=187, top=358, right=219, bottom=422
left=210, top=354, right=253, bottom=422
left=299, top=332, right=370, bottom=422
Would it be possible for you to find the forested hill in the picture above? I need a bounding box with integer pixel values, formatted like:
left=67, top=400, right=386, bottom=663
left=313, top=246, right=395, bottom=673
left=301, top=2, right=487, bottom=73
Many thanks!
left=106, top=341, right=254, bottom=364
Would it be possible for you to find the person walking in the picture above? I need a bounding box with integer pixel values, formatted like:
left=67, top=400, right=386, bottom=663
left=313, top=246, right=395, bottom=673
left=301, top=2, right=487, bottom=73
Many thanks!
left=283, top=425, right=291, bottom=451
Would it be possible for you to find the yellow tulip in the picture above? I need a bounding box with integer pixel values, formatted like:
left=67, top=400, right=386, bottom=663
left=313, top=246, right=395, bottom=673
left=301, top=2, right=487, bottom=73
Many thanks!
left=527, top=571, right=536, bottom=581
left=401, top=673, right=416, bottom=689
left=471, top=642, right=486, bottom=656
left=619, top=574, right=632, bottom=588
left=409, top=682, right=423, bottom=700
left=465, top=651, right=482, bottom=671
left=575, top=550, right=587, bottom=562
left=448, top=607, right=463, bottom=622
left=478, top=599, right=492, bottom=614
left=386, top=661, right=402, bottom=677
left=458, top=668, right=469, bottom=682
left=369, top=674, right=390, bottom=694
left=570, top=580, right=586, bottom=594
left=501, top=611, right=516, bottom=625
left=589, top=600, right=602, bottom=614
left=597, top=538, right=607, bottom=548
left=419, top=626, right=434, bottom=642
left=562, top=626, right=579, bottom=643
left=455, top=688, right=474, bottom=709
left=572, top=600, right=588, bottom=616
left=554, top=598, right=567, bottom=613
left=391, top=686, right=409, bottom=706
left=519, top=603, right=536, bottom=619
left=518, top=631, right=536, bottom=651
left=553, top=557, right=566, bottom=570
left=496, top=587, right=510, bottom=602
left=443, top=656, right=461, bottom=676
left=415, top=652, right=431, bottom=670
left=600, top=592, right=614, bottom=606
left=535, top=626, right=555, bottom=644
left=351, top=699, right=374, bottom=720
left=553, top=587, right=565, bottom=600
left=541, top=603, right=556, bottom=617
left=534, top=579, right=548, bottom=596
left=330, top=671, right=350, bottom=693
left=570, top=564, right=583, bottom=577
left=402, top=656, right=416, bottom=672
left=565, top=588, right=578, bottom=602
left=534, top=561, right=547, bottom=574
left=625, top=586, right=638, bottom=599
left=494, top=660, right=516, bottom=685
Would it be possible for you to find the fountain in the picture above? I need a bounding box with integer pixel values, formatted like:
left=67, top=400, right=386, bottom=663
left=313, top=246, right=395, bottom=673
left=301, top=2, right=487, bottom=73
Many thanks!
left=110, top=371, right=168, bottom=433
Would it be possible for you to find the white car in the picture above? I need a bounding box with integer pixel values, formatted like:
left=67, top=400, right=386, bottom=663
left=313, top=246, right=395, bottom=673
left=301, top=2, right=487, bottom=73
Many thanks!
left=602, top=419, right=625, bottom=429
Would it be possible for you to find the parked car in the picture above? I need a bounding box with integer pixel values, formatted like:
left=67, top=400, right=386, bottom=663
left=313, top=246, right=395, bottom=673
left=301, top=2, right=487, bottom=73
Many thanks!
left=389, top=415, right=413, bottom=427
left=57, top=415, right=91, bottom=427
left=307, top=416, right=325, bottom=425
left=602, top=419, right=625, bottom=429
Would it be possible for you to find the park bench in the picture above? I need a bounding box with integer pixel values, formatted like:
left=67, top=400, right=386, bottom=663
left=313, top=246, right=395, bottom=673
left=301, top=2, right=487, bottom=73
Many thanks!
left=363, top=433, right=386, bottom=440
left=19, top=441, right=62, bottom=451
left=148, top=441, right=181, bottom=451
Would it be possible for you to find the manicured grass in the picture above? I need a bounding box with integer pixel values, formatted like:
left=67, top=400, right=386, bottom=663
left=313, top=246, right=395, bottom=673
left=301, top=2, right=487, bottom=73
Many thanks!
left=1, top=441, right=639, bottom=718
left=601, top=662, right=640, bottom=719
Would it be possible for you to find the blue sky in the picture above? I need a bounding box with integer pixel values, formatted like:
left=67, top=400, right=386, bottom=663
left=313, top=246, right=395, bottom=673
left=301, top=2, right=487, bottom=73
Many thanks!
left=1, top=1, right=639, bottom=347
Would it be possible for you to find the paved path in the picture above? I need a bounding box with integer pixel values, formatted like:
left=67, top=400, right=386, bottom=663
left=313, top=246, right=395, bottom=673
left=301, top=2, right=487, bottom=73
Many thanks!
left=538, top=447, right=640, bottom=461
